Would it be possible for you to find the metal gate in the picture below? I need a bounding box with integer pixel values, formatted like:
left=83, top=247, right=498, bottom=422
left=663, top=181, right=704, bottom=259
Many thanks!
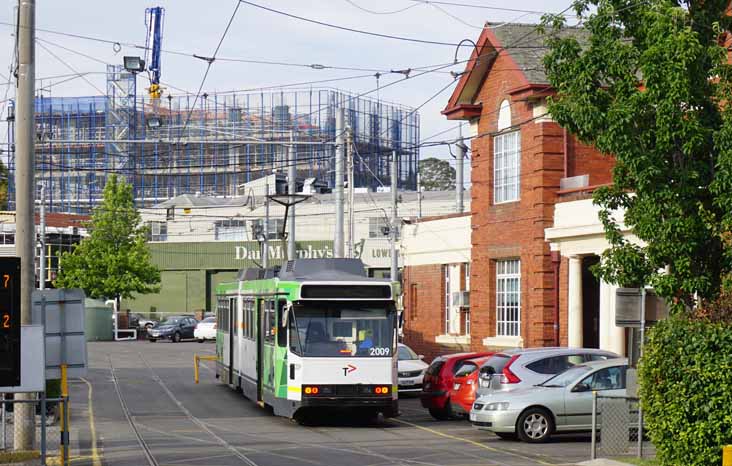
left=0, top=395, right=69, bottom=466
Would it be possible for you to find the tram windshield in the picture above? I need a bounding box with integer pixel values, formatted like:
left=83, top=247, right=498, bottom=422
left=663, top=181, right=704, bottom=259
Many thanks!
left=289, top=301, right=396, bottom=358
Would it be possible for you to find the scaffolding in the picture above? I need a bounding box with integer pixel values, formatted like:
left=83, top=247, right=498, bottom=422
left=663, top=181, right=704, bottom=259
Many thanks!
left=6, top=67, right=420, bottom=213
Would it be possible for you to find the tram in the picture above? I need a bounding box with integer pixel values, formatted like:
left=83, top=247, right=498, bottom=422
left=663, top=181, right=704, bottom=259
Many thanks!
left=215, top=258, right=399, bottom=419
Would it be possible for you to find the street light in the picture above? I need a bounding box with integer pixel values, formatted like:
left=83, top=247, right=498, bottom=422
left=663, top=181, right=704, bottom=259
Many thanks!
left=123, top=56, right=145, bottom=73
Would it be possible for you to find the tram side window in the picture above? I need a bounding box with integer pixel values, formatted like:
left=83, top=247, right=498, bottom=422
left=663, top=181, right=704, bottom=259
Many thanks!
left=242, top=299, right=253, bottom=340
left=276, top=301, right=287, bottom=347
left=217, top=297, right=229, bottom=332
left=264, top=300, right=276, bottom=344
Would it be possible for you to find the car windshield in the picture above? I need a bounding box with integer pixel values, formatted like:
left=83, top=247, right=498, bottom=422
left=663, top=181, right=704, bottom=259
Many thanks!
left=539, top=364, right=593, bottom=387
left=398, top=345, right=419, bottom=360
left=160, top=317, right=180, bottom=325
left=289, top=301, right=396, bottom=358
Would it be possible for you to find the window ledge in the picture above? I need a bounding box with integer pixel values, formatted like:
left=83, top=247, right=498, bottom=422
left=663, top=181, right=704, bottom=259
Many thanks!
left=435, top=334, right=470, bottom=345
left=482, top=335, right=523, bottom=349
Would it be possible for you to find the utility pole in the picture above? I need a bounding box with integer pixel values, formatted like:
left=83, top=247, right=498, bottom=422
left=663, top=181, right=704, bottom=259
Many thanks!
left=287, top=131, right=296, bottom=260
left=417, top=168, right=422, bottom=219
left=456, top=124, right=466, bottom=213
left=14, top=0, right=36, bottom=450
left=334, top=108, right=345, bottom=258
left=346, top=126, right=355, bottom=258
left=263, top=182, right=269, bottom=269
left=39, top=184, right=45, bottom=290
left=390, top=151, right=398, bottom=281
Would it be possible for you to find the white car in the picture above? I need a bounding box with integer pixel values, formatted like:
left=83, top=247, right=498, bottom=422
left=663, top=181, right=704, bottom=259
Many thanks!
left=194, top=317, right=217, bottom=342
left=397, top=343, right=428, bottom=393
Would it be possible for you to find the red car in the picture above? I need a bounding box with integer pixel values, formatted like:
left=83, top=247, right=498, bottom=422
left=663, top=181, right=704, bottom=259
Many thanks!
left=420, top=352, right=494, bottom=420
left=448, top=356, right=492, bottom=417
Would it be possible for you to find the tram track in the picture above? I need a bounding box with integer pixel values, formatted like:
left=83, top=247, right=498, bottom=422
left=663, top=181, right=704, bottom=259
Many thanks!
left=137, top=352, right=260, bottom=466
left=108, top=352, right=259, bottom=466
left=107, top=355, right=160, bottom=466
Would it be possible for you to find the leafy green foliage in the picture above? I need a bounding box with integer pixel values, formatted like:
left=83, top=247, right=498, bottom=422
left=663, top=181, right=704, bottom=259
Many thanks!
left=54, top=175, right=160, bottom=300
left=542, top=0, right=732, bottom=309
left=639, top=315, right=732, bottom=465
left=419, top=157, right=456, bottom=191
left=0, top=159, right=8, bottom=209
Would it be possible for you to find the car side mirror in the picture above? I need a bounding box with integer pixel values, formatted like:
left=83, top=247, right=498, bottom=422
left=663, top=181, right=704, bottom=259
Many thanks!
left=573, top=383, right=591, bottom=393
left=418, top=355, right=425, bottom=360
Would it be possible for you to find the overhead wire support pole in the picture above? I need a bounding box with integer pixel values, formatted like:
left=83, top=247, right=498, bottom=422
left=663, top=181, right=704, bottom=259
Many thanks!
left=334, top=108, right=345, bottom=258
left=39, top=183, right=46, bottom=290
left=263, top=182, right=269, bottom=269
left=456, top=124, right=466, bottom=213
left=287, top=131, right=296, bottom=260
left=14, top=0, right=37, bottom=450
left=347, top=126, right=355, bottom=258
left=391, top=151, right=398, bottom=281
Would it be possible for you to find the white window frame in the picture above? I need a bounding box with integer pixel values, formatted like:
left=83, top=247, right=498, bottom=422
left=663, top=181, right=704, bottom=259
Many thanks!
left=147, top=221, right=167, bottom=242
left=214, top=219, right=247, bottom=241
left=496, top=259, right=521, bottom=337
left=493, top=130, right=521, bottom=204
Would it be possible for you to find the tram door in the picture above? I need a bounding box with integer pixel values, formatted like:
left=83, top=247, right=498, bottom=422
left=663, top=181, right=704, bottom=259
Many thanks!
left=256, top=298, right=264, bottom=403
left=228, top=297, right=236, bottom=386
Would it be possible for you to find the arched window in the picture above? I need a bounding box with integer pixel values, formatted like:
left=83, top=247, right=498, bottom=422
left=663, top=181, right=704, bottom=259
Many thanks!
left=497, top=99, right=512, bottom=131
left=493, top=100, right=520, bottom=203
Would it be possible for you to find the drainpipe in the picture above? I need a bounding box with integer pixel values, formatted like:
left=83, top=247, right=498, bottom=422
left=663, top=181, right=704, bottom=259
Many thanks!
left=552, top=250, right=561, bottom=346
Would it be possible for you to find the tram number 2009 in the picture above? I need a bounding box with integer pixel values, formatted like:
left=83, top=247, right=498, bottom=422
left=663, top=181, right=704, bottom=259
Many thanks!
left=369, top=347, right=390, bottom=356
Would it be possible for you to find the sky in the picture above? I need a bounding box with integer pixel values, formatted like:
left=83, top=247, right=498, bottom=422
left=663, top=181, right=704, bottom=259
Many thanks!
left=0, top=0, right=574, bottom=186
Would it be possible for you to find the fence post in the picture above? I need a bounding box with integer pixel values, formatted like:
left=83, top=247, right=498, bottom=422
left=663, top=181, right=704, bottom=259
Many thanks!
left=59, top=364, right=68, bottom=466
left=591, top=391, right=598, bottom=460
left=1, top=394, right=5, bottom=451
left=40, top=392, right=46, bottom=466
left=637, top=400, right=643, bottom=458
left=63, top=398, right=69, bottom=466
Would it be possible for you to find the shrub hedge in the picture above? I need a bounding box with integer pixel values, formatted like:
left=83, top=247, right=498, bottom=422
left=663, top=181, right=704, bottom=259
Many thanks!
left=639, top=315, right=732, bottom=465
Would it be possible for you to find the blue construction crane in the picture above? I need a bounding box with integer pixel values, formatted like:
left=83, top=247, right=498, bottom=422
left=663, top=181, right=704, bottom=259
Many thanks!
left=145, top=6, right=165, bottom=100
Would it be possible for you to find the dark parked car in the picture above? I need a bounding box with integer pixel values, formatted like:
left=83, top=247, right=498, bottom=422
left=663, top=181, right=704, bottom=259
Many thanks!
left=147, top=316, right=198, bottom=343
left=420, top=352, right=494, bottom=420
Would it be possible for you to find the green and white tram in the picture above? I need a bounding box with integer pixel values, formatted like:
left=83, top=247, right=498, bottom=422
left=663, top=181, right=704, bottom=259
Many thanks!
left=215, top=258, right=399, bottom=419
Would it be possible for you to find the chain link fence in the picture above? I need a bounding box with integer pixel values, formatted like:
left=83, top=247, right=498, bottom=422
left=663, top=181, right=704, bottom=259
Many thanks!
left=0, top=395, right=68, bottom=466
left=591, top=393, right=654, bottom=460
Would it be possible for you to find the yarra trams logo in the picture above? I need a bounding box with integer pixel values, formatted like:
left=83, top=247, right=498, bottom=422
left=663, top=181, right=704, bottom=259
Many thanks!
left=342, top=364, right=357, bottom=376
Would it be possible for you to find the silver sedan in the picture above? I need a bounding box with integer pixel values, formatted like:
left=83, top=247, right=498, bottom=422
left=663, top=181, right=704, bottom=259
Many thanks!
left=470, top=358, right=628, bottom=443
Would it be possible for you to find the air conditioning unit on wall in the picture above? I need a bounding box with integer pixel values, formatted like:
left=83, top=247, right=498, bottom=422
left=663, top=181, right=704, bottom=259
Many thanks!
left=452, top=291, right=470, bottom=308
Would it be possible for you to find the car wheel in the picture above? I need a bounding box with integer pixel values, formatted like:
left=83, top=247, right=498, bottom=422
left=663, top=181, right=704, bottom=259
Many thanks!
left=148, top=339, right=157, bottom=343
left=516, top=407, right=553, bottom=443
left=428, top=404, right=452, bottom=421
left=495, top=432, right=517, bottom=441
left=172, top=332, right=181, bottom=343
left=198, top=338, right=204, bottom=343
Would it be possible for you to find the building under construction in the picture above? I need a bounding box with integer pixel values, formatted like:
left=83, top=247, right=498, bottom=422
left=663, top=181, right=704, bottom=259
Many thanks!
left=6, top=65, right=420, bottom=213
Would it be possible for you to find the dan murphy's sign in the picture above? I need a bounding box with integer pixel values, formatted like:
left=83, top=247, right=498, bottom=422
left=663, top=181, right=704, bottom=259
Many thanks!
left=148, top=240, right=334, bottom=270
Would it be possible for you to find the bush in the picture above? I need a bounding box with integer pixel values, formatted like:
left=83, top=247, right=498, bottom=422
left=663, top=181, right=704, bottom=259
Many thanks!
left=639, top=315, right=732, bottom=465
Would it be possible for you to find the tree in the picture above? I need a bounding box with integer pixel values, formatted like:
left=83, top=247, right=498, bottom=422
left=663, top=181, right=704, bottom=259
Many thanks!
left=55, top=175, right=160, bottom=307
left=542, top=0, right=732, bottom=309
left=0, top=159, right=8, bottom=209
left=419, top=157, right=456, bottom=191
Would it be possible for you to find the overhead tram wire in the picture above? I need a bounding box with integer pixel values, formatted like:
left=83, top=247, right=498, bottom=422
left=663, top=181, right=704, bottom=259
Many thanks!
left=236, top=0, right=567, bottom=49
left=343, top=0, right=420, bottom=15
left=35, top=40, right=106, bottom=95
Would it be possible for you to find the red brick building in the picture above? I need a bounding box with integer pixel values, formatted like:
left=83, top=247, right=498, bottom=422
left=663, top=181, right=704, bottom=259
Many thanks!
left=403, top=23, right=617, bottom=356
